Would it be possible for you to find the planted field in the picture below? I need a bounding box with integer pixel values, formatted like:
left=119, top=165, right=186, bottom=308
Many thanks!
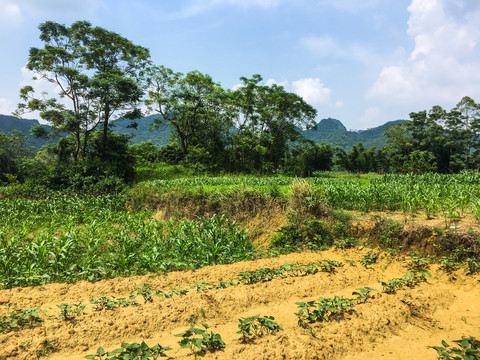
left=0, top=249, right=479, bottom=359
left=1, top=173, right=480, bottom=359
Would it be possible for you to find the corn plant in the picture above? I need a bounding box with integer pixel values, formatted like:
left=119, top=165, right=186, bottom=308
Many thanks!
left=431, top=336, right=480, bottom=359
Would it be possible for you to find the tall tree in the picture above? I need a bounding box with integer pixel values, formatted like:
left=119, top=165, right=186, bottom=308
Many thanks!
left=231, top=75, right=317, bottom=172
left=15, top=21, right=150, bottom=162
left=146, top=66, right=233, bottom=167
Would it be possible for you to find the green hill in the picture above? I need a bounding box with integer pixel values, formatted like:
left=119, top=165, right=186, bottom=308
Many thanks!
left=302, top=118, right=406, bottom=150
left=1, top=114, right=405, bottom=151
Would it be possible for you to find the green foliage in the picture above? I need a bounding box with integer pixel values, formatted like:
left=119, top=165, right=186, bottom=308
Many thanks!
left=90, top=295, right=138, bottom=311
left=295, top=296, right=355, bottom=328
left=431, top=336, right=480, bottom=360
left=175, top=323, right=225, bottom=358
left=0, top=195, right=253, bottom=288
left=0, top=306, right=43, bottom=333
left=85, top=342, right=171, bottom=359
left=237, top=315, right=283, bottom=343
left=352, top=287, right=377, bottom=304
left=360, top=251, right=379, bottom=267
left=237, top=261, right=343, bottom=285
left=465, top=258, right=480, bottom=275
left=379, top=269, right=431, bottom=294
left=55, top=302, right=85, bottom=321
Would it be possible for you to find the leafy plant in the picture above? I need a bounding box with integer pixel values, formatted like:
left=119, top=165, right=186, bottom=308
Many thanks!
left=352, top=287, right=377, bottom=304
left=176, top=323, right=225, bottom=359
left=85, top=342, right=171, bottom=359
left=360, top=251, right=379, bottom=267
left=440, top=256, right=460, bottom=273
left=90, top=295, right=138, bottom=311
left=134, top=285, right=154, bottom=303
left=295, top=296, right=354, bottom=328
left=465, top=258, right=480, bottom=275
left=431, top=336, right=480, bottom=359
left=0, top=307, right=43, bottom=333
left=55, top=302, right=85, bottom=321
left=237, top=315, right=283, bottom=342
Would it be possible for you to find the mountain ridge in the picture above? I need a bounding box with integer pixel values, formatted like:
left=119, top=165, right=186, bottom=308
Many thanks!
left=0, top=114, right=406, bottom=151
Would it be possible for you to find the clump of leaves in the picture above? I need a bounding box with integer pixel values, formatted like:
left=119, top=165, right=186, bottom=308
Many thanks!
left=380, top=269, right=431, bottom=294
left=90, top=295, right=138, bottom=311
left=430, top=336, right=480, bottom=359
left=408, top=255, right=429, bottom=271
left=55, top=302, right=85, bottom=321
left=0, top=306, right=43, bottom=333
left=440, top=256, right=460, bottom=273
left=295, top=296, right=355, bottom=328
left=334, top=237, right=357, bottom=249
left=465, top=258, right=480, bottom=275
left=352, top=287, right=377, bottom=304
left=134, top=285, right=154, bottom=303
left=360, top=251, right=379, bottom=267
left=237, top=315, right=283, bottom=343
left=85, top=342, right=171, bottom=359
left=175, top=323, right=225, bottom=359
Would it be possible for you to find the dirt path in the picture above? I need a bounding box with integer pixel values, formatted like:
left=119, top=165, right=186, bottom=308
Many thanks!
left=0, top=248, right=479, bottom=360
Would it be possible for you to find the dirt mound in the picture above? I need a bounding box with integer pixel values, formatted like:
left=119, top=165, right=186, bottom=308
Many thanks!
left=0, top=248, right=479, bottom=360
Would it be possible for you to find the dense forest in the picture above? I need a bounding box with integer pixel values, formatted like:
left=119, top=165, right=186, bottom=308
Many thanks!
left=2, top=21, right=480, bottom=191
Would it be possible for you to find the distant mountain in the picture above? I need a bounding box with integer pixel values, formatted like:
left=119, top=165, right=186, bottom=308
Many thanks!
left=111, top=114, right=172, bottom=146
left=0, top=114, right=56, bottom=150
left=303, top=118, right=406, bottom=150
left=1, top=114, right=405, bottom=151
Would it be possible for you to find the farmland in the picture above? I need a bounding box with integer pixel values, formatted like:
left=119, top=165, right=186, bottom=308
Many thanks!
left=1, top=173, right=480, bottom=359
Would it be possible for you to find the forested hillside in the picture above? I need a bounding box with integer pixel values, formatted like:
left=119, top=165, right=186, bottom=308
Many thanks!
left=0, top=114, right=401, bottom=150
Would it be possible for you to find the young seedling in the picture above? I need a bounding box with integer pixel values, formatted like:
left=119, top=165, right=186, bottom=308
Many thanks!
left=360, top=251, right=379, bottom=267
left=237, top=315, right=282, bottom=342
left=430, top=336, right=480, bottom=359
left=352, top=287, right=377, bottom=304
left=0, top=307, right=43, bottom=333
left=85, top=342, right=171, bottom=359
left=175, top=323, right=225, bottom=359
left=56, top=302, right=85, bottom=321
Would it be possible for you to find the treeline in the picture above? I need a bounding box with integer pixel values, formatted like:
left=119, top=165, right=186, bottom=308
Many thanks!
left=2, top=21, right=480, bottom=191
left=338, top=96, right=480, bottom=174
left=1, top=20, right=333, bottom=189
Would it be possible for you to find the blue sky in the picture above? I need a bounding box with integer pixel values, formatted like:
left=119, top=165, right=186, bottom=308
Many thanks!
left=1, top=0, right=480, bottom=130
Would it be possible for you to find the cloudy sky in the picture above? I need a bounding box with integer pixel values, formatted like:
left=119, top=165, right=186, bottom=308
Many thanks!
left=1, top=0, right=480, bottom=130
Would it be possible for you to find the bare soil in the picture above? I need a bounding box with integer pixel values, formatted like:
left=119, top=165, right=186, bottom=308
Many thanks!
left=1, top=247, right=479, bottom=360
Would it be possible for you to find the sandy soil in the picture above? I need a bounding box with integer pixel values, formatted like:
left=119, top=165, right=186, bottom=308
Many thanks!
left=0, top=247, right=478, bottom=360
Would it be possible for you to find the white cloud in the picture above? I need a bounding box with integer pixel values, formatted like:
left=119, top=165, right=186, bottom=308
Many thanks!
left=359, top=106, right=383, bottom=128
left=17, top=0, right=102, bottom=16
left=292, top=78, right=331, bottom=104
left=0, top=97, right=16, bottom=116
left=0, top=1, right=22, bottom=30
left=168, top=0, right=285, bottom=19
left=265, top=78, right=288, bottom=87
left=231, top=83, right=244, bottom=91
left=368, top=0, right=480, bottom=106
left=300, top=35, right=342, bottom=57
left=316, top=0, right=381, bottom=12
